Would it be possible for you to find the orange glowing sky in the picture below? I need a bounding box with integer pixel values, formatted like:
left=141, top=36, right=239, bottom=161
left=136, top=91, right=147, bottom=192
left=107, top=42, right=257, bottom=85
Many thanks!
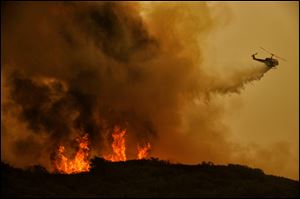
left=203, top=1, right=299, bottom=180
left=1, top=1, right=298, bottom=181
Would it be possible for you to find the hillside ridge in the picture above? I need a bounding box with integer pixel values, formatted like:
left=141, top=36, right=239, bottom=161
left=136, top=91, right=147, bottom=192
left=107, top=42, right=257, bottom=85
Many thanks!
left=2, top=157, right=299, bottom=197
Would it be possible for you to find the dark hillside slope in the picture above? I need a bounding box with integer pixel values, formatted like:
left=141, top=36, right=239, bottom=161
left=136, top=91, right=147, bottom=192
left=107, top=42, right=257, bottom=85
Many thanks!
left=2, top=158, right=298, bottom=198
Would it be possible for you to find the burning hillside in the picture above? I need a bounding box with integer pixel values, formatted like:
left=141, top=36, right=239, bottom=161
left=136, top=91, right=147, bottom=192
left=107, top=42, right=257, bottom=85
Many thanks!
left=50, top=126, right=152, bottom=174
left=2, top=2, right=277, bottom=177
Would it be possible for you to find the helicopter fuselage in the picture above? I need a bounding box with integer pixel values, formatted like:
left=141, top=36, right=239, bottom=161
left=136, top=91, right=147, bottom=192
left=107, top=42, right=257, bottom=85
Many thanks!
left=252, top=54, right=279, bottom=67
left=264, top=58, right=279, bottom=67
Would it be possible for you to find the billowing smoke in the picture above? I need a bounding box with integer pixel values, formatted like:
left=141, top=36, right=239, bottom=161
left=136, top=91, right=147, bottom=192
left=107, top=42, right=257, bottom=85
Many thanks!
left=209, top=66, right=270, bottom=94
left=2, top=2, right=272, bottom=172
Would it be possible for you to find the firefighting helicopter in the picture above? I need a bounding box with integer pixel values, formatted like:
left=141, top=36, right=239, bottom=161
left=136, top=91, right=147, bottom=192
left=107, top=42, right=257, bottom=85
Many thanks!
left=252, top=47, right=287, bottom=68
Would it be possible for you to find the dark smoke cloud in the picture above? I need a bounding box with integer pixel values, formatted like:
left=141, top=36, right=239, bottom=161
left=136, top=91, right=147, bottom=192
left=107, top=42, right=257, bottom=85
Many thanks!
left=1, top=2, right=270, bottom=171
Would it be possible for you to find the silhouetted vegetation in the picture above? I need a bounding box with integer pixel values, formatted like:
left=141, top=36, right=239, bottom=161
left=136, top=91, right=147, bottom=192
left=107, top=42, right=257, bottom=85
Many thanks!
left=1, top=158, right=298, bottom=198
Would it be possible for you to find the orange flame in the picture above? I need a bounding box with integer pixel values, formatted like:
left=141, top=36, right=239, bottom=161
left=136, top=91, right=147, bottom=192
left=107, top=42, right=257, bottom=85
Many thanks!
left=104, top=126, right=127, bottom=162
left=54, top=134, right=90, bottom=174
left=137, top=143, right=151, bottom=160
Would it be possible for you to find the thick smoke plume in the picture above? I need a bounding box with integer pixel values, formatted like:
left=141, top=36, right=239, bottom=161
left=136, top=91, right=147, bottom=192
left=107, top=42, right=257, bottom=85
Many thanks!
left=2, top=2, right=272, bottom=172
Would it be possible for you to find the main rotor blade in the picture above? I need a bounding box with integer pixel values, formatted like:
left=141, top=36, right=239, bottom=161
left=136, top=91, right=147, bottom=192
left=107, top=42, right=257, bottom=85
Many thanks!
left=260, top=47, right=287, bottom=61
left=274, top=55, right=287, bottom=62
left=260, top=46, right=273, bottom=54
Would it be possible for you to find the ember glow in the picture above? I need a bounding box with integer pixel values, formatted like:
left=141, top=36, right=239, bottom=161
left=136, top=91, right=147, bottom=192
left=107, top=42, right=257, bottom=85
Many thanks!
left=104, top=127, right=127, bottom=162
left=137, top=143, right=151, bottom=160
left=54, top=134, right=90, bottom=174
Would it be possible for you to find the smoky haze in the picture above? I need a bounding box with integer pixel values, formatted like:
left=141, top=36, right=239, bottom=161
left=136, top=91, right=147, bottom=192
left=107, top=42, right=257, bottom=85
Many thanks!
left=2, top=2, right=272, bottom=173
